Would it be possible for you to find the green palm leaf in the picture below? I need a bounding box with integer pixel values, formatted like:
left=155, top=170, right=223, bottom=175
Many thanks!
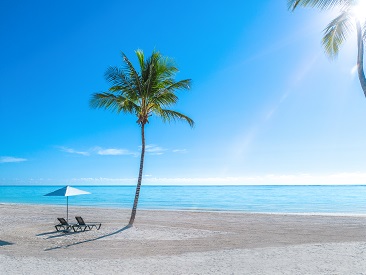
left=121, top=52, right=144, bottom=97
left=288, top=0, right=353, bottom=11
left=90, top=92, right=139, bottom=114
left=322, top=11, right=354, bottom=58
left=155, top=108, right=195, bottom=127
left=166, top=79, right=191, bottom=91
left=104, top=66, right=138, bottom=98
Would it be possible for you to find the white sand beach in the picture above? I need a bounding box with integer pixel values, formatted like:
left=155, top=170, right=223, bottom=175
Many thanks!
left=1, top=204, right=366, bottom=274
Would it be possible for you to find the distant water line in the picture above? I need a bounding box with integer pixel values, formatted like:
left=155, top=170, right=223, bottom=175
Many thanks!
left=1, top=185, right=366, bottom=214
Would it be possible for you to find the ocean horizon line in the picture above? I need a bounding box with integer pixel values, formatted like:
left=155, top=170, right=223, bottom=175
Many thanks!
left=1, top=183, right=366, bottom=187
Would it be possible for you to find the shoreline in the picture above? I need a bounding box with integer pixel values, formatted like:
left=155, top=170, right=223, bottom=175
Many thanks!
left=2, top=202, right=366, bottom=217
left=1, top=204, right=366, bottom=274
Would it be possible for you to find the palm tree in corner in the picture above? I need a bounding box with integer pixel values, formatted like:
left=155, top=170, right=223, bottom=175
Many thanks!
left=288, top=0, right=366, bottom=96
left=90, top=50, right=194, bottom=226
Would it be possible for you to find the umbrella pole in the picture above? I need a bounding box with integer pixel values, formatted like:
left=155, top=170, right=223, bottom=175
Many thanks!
left=67, top=196, right=69, bottom=222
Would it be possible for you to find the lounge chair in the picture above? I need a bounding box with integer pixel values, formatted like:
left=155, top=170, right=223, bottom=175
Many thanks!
left=55, top=218, right=74, bottom=232
left=72, top=216, right=101, bottom=232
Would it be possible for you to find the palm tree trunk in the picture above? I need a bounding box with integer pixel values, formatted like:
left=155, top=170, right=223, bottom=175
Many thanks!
left=356, top=20, right=366, bottom=97
left=128, top=123, right=145, bottom=226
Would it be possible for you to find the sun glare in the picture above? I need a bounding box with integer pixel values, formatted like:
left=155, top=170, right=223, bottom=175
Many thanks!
left=352, top=0, right=366, bottom=22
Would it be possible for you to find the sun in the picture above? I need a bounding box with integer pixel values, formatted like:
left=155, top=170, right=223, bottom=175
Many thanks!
left=352, top=0, right=366, bottom=22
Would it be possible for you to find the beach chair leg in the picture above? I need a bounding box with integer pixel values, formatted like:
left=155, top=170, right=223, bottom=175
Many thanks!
left=73, top=226, right=82, bottom=232
left=62, top=229, right=70, bottom=233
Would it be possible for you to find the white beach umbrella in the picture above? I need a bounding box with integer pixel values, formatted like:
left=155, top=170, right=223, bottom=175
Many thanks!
left=44, top=186, right=91, bottom=222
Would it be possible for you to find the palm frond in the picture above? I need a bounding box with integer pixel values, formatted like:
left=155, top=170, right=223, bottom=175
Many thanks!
left=121, top=98, right=140, bottom=114
left=104, top=66, right=124, bottom=86
left=147, top=79, right=191, bottom=107
left=288, top=0, right=353, bottom=11
left=155, top=108, right=194, bottom=127
left=143, top=56, right=157, bottom=98
left=146, top=79, right=190, bottom=106
left=90, top=92, right=138, bottom=114
left=104, top=66, right=138, bottom=98
left=121, top=52, right=144, bottom=97
left=90, top=92, right=119, bottom=110
left=156, top=56, right=178, bottom=80
left=149, top=92, right=179, bottom=108
left=322, top=10, right=354, bottom=58
left=165, top=79, right=192, bottom=92
left=135, top=49, right=145, bottom=72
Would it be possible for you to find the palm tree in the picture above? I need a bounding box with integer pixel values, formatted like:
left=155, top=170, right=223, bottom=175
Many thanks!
left=288, top=0, right=366, bottom=96
left=90, top=50, right=194, bottom=226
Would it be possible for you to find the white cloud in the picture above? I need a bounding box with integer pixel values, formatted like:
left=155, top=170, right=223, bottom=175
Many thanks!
left=58, top=145, right=139, bottom=157
left=145, top=144, right=166, bottom=155
left=0, top=156, right=27, bottom=163
left=58, top=144, right=177, bottom=157
left=96, top=147, right=137, bottom=156
left=172, top=149, right=187, bottom=153
left=58, top=146, right=90, bottom=156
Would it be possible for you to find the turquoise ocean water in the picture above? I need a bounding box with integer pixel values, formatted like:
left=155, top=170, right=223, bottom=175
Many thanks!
left=1, top=185, right=366, bottom=214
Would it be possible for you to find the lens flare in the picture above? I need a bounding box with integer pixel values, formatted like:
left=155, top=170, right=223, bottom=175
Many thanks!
left=352, top=0, right=366, bottom=23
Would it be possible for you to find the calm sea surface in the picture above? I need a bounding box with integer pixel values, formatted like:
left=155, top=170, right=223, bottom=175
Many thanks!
left=1, top=185, right=366, bottom=214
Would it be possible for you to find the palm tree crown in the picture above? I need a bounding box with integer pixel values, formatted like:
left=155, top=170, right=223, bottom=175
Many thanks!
left=90, top=50, right=194, bottom=127
left=288, top=0, right=366, bottom=96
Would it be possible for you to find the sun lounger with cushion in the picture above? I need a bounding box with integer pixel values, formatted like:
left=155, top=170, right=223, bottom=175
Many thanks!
left=72, top=216, right=101, bottom=232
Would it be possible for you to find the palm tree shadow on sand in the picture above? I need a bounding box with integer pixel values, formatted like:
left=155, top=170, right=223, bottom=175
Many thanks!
left=44, top=225, right=132, bottom=251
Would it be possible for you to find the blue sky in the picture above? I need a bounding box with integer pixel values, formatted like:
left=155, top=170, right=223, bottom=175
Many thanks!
left=1, top=0, right=366, bottom=185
